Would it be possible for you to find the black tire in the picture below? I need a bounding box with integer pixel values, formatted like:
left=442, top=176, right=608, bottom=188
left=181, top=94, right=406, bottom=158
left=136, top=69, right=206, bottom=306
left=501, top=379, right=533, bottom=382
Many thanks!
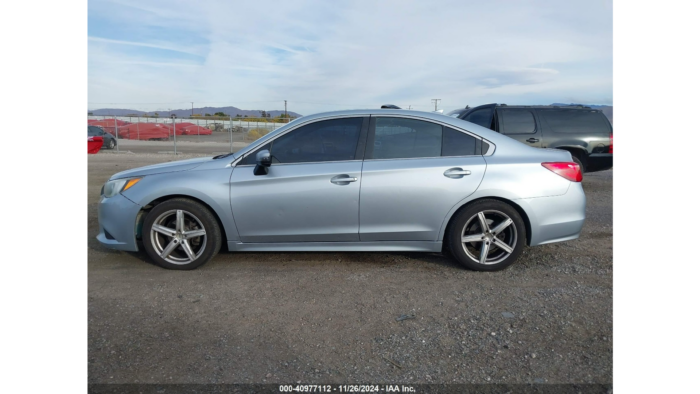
left=447, top=199, right=527, bottom=271
left=107, top=139, right=116, bottom=149
left=142, top=198, right=222, bottom=270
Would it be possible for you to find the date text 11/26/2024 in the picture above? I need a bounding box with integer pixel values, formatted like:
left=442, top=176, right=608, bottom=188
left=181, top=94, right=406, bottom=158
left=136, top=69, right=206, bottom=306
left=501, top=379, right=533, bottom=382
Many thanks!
left=279, top=385, right=415, bottom=393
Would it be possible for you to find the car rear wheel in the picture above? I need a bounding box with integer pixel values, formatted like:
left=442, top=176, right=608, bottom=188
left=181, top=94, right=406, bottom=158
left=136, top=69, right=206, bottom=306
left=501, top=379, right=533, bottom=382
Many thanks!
left=447, top=199, right=526, bottom=271
left=107, top=139, right=115, bottom=149
left=142, top=198, right=222, bottom=270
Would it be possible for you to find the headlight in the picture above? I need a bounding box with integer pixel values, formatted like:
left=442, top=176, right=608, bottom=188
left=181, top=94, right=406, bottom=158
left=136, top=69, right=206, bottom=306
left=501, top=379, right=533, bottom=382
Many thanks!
left=102, top=177, right=141, bottom=198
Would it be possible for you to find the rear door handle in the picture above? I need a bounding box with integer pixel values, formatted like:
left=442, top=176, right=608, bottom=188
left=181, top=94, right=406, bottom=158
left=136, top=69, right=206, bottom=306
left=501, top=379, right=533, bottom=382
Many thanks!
left=330, top=174, right=358, bottom=185
left=444, top=168, right=471, bottom=179
left=526, top=138, right=539, bottom=143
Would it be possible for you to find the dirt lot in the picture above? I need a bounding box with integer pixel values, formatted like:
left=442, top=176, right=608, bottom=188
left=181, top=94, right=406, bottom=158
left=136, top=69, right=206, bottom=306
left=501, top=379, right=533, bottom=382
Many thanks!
left=88, top=150, right=612, bottom=385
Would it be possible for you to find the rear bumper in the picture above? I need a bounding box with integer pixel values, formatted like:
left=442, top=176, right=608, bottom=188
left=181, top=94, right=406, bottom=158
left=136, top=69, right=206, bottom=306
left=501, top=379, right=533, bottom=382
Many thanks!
left=518, top=183, right=586, bottom=246
left=96, top=193, right=141, bottom=251
left=586, top=153, right=613, bottom=172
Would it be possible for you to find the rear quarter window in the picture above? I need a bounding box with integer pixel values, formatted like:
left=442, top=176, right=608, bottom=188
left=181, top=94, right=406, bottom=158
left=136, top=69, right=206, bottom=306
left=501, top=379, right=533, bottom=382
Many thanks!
left=540, top=110, right=611, bottom=134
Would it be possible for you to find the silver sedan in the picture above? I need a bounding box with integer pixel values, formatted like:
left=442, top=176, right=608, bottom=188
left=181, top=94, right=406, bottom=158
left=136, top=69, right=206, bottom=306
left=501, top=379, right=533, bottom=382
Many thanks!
left=96, top=109, right=585, bottom=271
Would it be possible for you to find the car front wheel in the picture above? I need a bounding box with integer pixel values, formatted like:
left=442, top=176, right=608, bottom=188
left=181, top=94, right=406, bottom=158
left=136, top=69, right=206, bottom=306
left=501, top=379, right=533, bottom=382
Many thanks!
left=447, top=199, right=526, bottom=271
left=142, top=198, right=222, bottom=270
left=107, top=139, right=115, bottom=149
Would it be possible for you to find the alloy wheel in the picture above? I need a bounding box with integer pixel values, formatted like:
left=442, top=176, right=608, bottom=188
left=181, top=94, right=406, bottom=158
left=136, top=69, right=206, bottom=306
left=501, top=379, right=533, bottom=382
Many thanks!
left=460, top=210, right=518, bottom=265
left=150, top=209, right=207, bottom=265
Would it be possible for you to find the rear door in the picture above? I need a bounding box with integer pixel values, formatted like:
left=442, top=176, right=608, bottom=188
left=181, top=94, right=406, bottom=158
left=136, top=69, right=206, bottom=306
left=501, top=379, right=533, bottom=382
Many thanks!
left=359, top=116, right=487, bottom=241
left=495, top=108, right=542, bottom=147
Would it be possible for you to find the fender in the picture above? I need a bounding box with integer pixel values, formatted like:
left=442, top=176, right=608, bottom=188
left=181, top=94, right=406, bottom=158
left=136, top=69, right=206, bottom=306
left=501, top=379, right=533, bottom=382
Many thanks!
left=121, top=166, right=241, bottom=242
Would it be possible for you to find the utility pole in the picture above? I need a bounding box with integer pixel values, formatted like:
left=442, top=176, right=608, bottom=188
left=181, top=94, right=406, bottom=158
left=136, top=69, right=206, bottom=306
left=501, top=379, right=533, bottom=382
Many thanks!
left=431, top=99, right=441, bottom=111
left=284, top=100, right=287, bottom=117
left=191, top=102, right=194, bottom=117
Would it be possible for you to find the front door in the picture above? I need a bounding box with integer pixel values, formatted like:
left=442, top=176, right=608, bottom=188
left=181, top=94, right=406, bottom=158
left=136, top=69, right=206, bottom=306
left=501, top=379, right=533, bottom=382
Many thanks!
left=230, top=117, right=368, bottom=243
left=359, top=116, right=487, bottom=241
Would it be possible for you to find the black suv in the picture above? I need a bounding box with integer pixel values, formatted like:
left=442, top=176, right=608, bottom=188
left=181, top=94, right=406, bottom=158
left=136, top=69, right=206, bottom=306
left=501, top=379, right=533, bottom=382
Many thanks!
left=447, top=104, right=612, bottom=172
left=88, top=125, right=117, bottom=149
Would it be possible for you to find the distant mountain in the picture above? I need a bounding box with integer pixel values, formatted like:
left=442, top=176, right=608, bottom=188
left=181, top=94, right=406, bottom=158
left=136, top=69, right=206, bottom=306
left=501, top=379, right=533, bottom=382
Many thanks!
left=89, top=106, right=302, bottom=118
left=550, top=103, right=613, bottom=124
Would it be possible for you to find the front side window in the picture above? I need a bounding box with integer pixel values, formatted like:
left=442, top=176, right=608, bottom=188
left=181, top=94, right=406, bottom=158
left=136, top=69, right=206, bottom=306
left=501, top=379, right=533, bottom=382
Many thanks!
left=241, top=117, right=363, bottom=165
left=367, top=118, right=481, bottom=159
left=499, top=109, right=536, bottom=134
left=88, top=126, right=101, bottom=136
left=463, top=108, right=494, bottom=129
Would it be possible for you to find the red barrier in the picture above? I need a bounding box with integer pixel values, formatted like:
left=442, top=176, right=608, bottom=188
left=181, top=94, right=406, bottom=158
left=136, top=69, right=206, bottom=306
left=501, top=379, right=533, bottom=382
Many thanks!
left=88, top=136, right=103, bottom=154
left=88, top=119, right=130, bottom=127
left=182, top=125, right=212, bottom=135
left=114, top=123, right=171, bottom=140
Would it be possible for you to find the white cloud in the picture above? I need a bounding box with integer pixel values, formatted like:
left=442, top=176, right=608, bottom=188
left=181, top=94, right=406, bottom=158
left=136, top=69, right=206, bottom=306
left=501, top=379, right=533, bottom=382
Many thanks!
left=88, top=0, right=612, bottom=113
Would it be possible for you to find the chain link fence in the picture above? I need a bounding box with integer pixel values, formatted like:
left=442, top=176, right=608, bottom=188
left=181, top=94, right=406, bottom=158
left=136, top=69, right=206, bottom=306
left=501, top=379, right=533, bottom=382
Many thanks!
left=87, top=115, right=294, bottom=155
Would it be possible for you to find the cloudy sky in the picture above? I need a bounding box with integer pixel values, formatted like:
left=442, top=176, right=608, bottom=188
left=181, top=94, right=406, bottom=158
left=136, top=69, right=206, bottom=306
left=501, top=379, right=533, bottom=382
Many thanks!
left=88, top=0, right=612, bottom=115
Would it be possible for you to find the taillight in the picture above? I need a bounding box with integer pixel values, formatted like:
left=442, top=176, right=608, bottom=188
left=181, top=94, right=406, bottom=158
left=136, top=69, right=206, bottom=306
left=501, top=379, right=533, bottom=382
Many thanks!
left=609, top=133, right=613, bottom=154
left=542, top=162, right=582, bottom=182
left=610, top=133, right=615, bottom=155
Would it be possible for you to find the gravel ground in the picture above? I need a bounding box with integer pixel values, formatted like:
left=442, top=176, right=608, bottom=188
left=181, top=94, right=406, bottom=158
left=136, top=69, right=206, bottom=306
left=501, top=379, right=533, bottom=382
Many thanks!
left=88, top=154, right=612, bottom=385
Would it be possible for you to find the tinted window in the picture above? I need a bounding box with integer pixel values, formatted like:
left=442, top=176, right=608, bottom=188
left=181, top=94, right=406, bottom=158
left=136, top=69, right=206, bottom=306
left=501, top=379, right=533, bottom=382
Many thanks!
left=239, top=143, right=271, bottom=165
left=88, top=126, right=101, bottom=136
left=442, top=127, right=478, bottom=156
left=242, top=118, right=363, bottom=165
left=371, top=118, right=442, bottom=159
left=500, top=110, right=536, bottom=134
left=463, top=108, right=494, bottom=129
left=540, top=110, right=611, bottom=134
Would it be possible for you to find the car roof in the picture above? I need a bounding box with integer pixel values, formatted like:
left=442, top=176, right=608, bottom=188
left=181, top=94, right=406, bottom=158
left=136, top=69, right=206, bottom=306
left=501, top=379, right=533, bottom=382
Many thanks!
left=489, top=104, right=602, bottom=112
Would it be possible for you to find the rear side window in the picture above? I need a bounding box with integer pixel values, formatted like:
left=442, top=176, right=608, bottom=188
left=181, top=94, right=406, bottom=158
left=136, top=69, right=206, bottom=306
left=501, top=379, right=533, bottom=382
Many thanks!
left=540, top=110, right=611, bottom=134
left=367, top=118, right=481, bottom=159
left=499, top=109, right=536, bottom=134
left=462, top=108, right=494, bottom=129
left=371, top=118, right=442, bottom=159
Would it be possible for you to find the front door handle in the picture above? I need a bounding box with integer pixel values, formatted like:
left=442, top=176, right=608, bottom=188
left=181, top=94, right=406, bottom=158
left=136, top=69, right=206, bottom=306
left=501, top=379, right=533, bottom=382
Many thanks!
left=330, top=175, right=358, bottom=185
left=444, top=168, right=471, bottom=179
left=526, top=138, right=539, bottom=143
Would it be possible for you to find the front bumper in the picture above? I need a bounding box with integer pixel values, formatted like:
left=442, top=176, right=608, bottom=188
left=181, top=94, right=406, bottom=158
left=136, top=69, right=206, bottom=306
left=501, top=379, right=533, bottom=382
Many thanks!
left=96, top=193, right=142, bottom=251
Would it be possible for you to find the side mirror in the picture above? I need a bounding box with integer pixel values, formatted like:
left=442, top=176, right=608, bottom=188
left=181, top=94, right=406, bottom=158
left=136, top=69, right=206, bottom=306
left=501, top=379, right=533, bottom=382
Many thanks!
left=254, top=149, right=271, bottom=176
